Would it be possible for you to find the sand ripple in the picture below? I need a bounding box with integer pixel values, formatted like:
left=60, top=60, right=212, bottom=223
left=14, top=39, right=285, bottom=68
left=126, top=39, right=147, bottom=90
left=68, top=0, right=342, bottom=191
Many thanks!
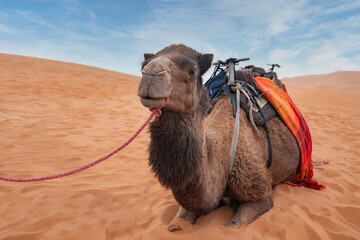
left=0, top=54, right=359, bottom=240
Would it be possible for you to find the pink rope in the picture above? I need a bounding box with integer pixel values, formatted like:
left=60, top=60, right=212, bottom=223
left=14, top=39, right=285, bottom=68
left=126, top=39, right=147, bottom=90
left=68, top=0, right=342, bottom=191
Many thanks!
left=0, top=102, right=166, bottom=183
left=312, top=161, right=329, bottom=166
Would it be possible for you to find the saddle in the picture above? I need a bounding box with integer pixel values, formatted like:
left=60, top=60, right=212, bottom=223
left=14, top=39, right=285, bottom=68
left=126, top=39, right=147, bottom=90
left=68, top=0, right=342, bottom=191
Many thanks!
left=205, top=68, right=280, bottom=169
left=207, top=69, right=278, bottom=127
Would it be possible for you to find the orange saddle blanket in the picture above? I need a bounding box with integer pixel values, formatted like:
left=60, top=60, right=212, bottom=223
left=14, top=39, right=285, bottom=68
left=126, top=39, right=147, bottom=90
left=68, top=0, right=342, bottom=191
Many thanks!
left=254, top=77, right=325, bottom=190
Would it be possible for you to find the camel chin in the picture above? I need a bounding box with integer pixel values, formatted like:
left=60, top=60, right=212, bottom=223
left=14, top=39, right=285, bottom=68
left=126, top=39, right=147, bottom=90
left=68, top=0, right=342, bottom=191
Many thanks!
left=140, top=97, right=167, bottom=109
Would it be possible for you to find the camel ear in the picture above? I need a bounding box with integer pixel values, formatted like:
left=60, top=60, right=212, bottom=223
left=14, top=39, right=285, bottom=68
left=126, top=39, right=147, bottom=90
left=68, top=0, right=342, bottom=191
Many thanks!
left=199, top=54, right=213, bottom=76
left=144, top=53, right=155, bottom=61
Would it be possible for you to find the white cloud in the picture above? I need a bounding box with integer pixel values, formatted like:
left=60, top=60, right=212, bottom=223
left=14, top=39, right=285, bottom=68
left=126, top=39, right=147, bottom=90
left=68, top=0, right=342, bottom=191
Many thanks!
left=0, top=38, right=141, bottom=75
left=63, top=0, right=81, bottom=12
left=206, top=0, right=309, bottom=36
left=110, top=0, right=360, bottom=78
left=270, top=30, right=360, bottom=77
left=0, top=24, right=21, bottom=34
left=1, top=0, right=360, bottom=79
left=320, top=0, right=360, bottom=15
left=305, top=33, right=360, bottom=72
left=269, top=45, right=305, bottom=63
left=309, top=14, right=360, bottom=36
left=16, top=10, right=54, bottom=28
left=62, top=31, right=106, bottom=42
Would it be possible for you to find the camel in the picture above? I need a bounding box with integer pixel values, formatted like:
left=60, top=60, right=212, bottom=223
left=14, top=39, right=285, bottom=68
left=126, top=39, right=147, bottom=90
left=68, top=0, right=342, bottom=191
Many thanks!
left=137, top=44, right=299, bottom=231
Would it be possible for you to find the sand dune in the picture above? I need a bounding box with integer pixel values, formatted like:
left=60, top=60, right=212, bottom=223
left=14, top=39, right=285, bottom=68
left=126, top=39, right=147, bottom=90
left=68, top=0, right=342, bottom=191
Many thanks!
left=0, top=53, right=359, bottom=240
left=282, top=71, right=360, bottom=90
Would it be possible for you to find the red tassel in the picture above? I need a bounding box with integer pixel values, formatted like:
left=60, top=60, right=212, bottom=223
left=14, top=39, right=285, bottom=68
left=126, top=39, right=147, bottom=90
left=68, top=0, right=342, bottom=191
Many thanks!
left=302, top=178, right=325, bottom=190
left=285, top=178, right=325, bottom=190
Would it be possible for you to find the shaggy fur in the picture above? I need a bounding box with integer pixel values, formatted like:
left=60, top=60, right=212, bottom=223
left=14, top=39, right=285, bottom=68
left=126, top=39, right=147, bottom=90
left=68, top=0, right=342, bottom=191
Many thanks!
left=149, top=91, right=210, bottom=189
left=137, top=44, right=300, bottom=231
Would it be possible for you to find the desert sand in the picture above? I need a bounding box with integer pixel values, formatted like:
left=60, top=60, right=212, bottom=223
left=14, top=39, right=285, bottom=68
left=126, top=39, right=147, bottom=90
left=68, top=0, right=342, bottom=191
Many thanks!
left=0, top=53, right=359, bottom=240
left=282, top=71, right=360, bottom=90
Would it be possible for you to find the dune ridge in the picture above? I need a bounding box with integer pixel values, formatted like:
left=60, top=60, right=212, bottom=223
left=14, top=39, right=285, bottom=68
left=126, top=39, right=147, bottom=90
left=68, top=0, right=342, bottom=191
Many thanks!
left=0, top=53, right=359, bottom=240
left=282, top=71, right=360, bottom=90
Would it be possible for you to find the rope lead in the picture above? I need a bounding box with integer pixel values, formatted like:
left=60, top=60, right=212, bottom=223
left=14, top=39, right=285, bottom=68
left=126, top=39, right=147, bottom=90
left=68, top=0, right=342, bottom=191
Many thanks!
left=0, top=99, right=168, bottom=183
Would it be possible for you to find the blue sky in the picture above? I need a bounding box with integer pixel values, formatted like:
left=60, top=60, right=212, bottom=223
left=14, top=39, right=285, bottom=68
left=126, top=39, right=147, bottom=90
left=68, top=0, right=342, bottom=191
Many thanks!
left=0, top=0, right=360, bottom=78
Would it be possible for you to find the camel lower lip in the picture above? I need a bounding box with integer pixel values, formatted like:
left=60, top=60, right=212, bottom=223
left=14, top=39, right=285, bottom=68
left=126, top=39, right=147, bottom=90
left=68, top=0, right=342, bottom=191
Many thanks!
left=140, top=97, right=167, bottom=108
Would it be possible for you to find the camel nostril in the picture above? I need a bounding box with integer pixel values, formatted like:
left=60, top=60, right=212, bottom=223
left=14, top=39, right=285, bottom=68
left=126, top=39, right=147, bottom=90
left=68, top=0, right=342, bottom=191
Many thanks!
left=154, top=70, right=166, bottom=76
left=142, top=69, right=166, bottom=76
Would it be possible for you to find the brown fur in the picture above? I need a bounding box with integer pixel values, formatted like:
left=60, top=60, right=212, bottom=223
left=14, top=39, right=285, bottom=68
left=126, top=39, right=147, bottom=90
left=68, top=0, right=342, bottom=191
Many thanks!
left=148, top=90, right=209, bottom=190
left=137, top=44, right=300, bottom=230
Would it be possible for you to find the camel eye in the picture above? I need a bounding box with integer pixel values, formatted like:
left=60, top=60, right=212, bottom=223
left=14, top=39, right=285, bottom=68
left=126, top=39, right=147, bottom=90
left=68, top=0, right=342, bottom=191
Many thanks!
left=189, top=68, right=196, bottom=75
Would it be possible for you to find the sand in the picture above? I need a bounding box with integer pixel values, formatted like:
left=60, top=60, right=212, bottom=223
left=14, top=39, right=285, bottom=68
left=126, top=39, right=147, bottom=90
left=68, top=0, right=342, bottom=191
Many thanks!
left=0, top=53, right=359, bottom=240
left=282, top=71, right=360, bottom=90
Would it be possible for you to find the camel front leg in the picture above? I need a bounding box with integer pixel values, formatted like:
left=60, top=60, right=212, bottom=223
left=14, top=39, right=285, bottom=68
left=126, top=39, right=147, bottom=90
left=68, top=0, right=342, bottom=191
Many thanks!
left=225, top=196, right=273, bottom=228
left=168, top=205, right=198, bottom=232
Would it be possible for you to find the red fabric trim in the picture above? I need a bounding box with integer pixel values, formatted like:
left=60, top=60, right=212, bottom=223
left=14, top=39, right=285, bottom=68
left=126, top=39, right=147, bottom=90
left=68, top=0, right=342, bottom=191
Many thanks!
left=254, top=77, right=325, bottom=190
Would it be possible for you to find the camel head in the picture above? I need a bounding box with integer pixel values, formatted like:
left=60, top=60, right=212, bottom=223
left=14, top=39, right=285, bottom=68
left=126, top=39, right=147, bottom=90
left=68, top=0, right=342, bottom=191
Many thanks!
left=138, top=44, right=213, bottom=113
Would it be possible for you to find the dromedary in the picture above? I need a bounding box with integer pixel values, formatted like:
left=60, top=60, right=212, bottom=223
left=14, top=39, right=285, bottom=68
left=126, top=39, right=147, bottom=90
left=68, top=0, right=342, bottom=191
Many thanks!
left=137, top=44, right=299, bottom=231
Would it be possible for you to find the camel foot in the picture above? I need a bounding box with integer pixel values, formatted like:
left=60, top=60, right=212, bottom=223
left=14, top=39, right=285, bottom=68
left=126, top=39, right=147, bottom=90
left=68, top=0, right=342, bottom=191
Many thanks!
left=224, top=221, right=239, bottom=228
left=168, top=217, right=192, bottom=232
left=225, top=196, right=273, bottom=228
left=168, top=205, right=198, bottom=232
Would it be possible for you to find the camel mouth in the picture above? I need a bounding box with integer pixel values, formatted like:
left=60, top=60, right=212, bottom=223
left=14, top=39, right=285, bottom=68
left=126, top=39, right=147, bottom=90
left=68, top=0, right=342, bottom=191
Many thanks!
left=140, top=97, right=168, bottom=109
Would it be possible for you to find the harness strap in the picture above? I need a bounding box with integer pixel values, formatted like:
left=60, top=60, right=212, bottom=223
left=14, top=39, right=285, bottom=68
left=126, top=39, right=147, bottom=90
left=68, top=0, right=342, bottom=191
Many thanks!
left=240, top=82, right=273, bottom=169
left=237, top=82, right=273, bottom=169
left=229, top=85, right=240, bottom=172
left=259, top=105, right=272, bottom=169
left=221, top=82, right=273, bottom=170
left=237, top=85, right=259, bottom=133
left=222, top=84, right=237, bottom=117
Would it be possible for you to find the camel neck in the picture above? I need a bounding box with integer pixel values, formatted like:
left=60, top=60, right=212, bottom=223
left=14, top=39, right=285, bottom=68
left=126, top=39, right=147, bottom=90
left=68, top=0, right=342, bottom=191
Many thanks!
left=148, top=104, right=207, bottom=190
